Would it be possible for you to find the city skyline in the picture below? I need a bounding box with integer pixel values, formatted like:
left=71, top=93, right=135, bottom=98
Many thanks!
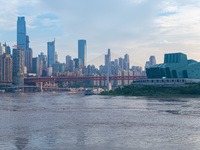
left=1, top=0, right=200, bottom=67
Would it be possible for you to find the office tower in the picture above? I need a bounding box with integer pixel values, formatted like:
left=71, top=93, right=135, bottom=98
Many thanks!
left=73, top=58, right=83, bottom=69
left=78, top=39, right=87, bottom=66
left=114, top=59, right=118, bottom=66
left=17, top=17, right=26, bottom=59
left=66, top=55, right=71, bottom=71
left=13, top=48, right=24, bottom=85
left=38, top=52, right=48, bottom=70
left=0, top=54, right=12, bottom=82
left=32, top=57, right=40, bottom=77
left=47, top=40, right=55, bottom=67
left=69, top=60, right=75, bottom=72
left=25, top=48, right=32, bottom=73
left=123, top=54, right=130, bottom=71
left=119, top=57, right=123, bottom=70
left=149, top=56, right=156, bottom=66
left=145, top=56, right=156, bottom=70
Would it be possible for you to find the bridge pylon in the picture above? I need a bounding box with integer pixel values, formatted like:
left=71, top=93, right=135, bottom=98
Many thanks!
left=106, top=49, right=112, bottom=91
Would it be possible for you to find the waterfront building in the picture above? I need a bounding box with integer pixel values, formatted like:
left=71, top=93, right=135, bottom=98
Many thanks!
left=146, top=52, right=200, bottom=79
left=47, top=40, right=55, bottom=67
left=78, top=40, right=87, bottom=66
left=13, top=48, right=24, bottom=85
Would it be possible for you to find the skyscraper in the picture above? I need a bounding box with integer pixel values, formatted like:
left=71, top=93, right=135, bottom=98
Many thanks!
left=25, top=48, right=33, bottom=73
left=123, top=54, right=130, bottom=71
left=66, top=55, right=71, bottom=71
left=149, top=56, right=156, bottom=66
left=32, top=57, right=40, bottom=77
left=47, top=40, right=55, bottom=67
left=39, top=52, right=48, bottom=70
left=13, top=48, right=24, bottom=85
left=78, top=40, right=87, bottom=67
left=17, top=17, right=26, bottom=56
left=0, top=54, right=12, bottom=82
left=0, top=43, right=6, bottom=54
left=119, top=57, right=123, bottom=71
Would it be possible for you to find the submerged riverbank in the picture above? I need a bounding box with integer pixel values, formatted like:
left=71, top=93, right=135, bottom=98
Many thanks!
left=100, top=84, right=200, bottom=97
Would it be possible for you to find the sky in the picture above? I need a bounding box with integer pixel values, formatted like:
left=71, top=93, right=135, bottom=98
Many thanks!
left=1, top=0, right=200, bottom=68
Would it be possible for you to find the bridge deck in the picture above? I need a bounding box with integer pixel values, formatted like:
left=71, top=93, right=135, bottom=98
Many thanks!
left=24, top=76, right=147, bottom=83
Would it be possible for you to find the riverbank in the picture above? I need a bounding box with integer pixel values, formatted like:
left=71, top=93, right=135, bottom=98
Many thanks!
left=100, top=84, right=200, bottom=97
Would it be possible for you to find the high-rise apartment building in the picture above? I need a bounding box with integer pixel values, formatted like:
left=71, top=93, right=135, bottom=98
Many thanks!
left=32, top=57, right=40, bottom=77
left=3, top=43, right=11, bottom=55
left=0, top=43, right=6, bottom=54
left=25, top=48, right=32, bottom=73
left=47, top=40, right=55, bottom=67
left=119, top=57, right=123, bottom=71
left=145, top=56, right=156, bottom=70
left=38, top=52, right=48, bottom=70
left=69, top=60, right=75, bottom=72
left=78, top=40, right=87, bottom=66
left=66, top=55, right=71, bottom=71
left=0, top=54, right=12, bottom=82
left=13, top=48, right=24, bottom=85
left=149, top=56, right=156, bottom=66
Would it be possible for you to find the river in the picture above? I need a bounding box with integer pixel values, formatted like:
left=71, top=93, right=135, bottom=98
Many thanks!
left=1, top=92, right=200, bottom=150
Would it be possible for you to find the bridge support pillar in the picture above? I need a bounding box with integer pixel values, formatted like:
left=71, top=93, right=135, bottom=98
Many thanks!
left=106, top=49, right=112, bottom=91
left=39, top=82, right=43, bottom=92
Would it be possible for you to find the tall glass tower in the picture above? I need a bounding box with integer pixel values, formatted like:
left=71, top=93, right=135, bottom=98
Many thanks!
left=47, top=40, right=55, bottom=67
left=78, top=40, right=87, bottom=67
left=17, top=17, right=26, bottom=53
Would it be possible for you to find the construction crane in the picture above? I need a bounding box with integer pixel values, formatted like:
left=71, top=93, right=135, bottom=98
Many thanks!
left=13, top=45, right=23, bottom=50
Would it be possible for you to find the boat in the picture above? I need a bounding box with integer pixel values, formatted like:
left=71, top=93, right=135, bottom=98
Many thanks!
left=84, top=89, right=95, bottom=95
left=84, top=89, right=100, bottom=95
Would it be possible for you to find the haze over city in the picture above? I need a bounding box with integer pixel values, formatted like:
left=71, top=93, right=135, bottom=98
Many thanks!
left=0, top=0, right=200, bottom=67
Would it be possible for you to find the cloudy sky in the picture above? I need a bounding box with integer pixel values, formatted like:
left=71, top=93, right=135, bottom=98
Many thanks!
left=0, top=0, right=200, bottom=68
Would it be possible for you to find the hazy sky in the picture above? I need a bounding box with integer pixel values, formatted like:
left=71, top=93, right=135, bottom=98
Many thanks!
left=1, top=0, right=200, bottom=68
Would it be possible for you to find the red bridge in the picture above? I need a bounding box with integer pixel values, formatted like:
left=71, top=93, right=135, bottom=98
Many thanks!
left=24, top=76, right=146, bottom=83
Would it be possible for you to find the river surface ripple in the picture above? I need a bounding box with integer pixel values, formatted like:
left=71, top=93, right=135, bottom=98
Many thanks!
left=1, top=92, right=200, bottom=150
